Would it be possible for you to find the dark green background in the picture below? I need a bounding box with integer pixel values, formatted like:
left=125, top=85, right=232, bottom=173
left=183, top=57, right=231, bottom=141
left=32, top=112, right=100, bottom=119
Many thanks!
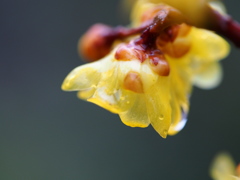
left=0, top=0, right=240, bottom=179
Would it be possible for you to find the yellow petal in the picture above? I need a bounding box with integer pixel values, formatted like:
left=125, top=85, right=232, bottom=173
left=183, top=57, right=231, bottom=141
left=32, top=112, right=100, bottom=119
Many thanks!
left=141, top=60, right=159, bottom=91
left=145, top=77, right=171, bottom=138
left=87, top=67, right=121, bottom=113
left=119, top=94, right=150, bottom=128
left=117, top=59, right=142, bottom=82
left=132, top=0, right=210, bottom=26
left=167, top=60, right=190, bottom=135
left=62, top=54, right=116, bottom=91
left=61, top=62, right=102, bottom=91
left=168, top=58, right=191, bottom=112
left=189, top=28, right=230, bottom=62
left=88, top=88, right=135, bottom=114
left=87, top=62, right=135, bottom=114
left=193, top=62, right=222, bottom=89
left=77, top=88, right=96, bottom=100
left=79, top=54, right=144, bottom=114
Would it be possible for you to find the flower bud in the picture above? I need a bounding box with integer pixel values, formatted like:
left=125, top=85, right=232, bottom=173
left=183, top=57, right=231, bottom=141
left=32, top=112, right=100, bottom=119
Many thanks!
left=78, top=23, right=114, bottom=62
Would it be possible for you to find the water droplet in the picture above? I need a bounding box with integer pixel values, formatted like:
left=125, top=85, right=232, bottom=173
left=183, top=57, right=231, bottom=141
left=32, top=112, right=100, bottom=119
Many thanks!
left=158, top=114, right=164, bottom=120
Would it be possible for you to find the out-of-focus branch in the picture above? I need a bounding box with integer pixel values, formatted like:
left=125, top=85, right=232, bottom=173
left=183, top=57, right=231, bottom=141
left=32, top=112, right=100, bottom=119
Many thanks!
left=207, top=7, right=240, bottom=48
left=79, top=5, right=240, bottom=62
left=138, top=7, right=186, bottom=49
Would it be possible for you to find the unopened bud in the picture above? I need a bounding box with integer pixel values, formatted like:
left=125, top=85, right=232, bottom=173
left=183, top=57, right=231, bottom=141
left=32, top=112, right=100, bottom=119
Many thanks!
left=78, top=23, right=114, bottom=62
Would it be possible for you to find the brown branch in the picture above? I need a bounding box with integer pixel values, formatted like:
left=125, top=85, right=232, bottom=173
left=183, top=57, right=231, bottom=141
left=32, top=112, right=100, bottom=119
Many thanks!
left=206, top=7, right=240, bottom=47
left=111, top=24, right=150, bottom=38
left=80, top=5, right=240, bottom=61
left=138, top=7, right=186, bottom=49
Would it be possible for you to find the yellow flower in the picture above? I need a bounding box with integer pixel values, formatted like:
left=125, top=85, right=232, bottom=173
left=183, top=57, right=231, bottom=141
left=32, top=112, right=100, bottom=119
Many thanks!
left=210, top=153, right=240, bottom=180
left=129, top=0, right=226, bottom=27
left=62, top=0, right=229, bottom=138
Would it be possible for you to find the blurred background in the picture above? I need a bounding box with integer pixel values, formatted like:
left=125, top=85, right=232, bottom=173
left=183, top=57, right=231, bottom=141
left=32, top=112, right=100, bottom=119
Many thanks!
left=0, top=0, right=240, bottom=179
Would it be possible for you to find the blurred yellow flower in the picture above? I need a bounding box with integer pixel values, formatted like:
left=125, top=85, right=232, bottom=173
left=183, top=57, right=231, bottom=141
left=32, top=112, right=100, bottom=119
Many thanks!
left=129, top=0, right=226, bottom=27
left=210, top=153, right=240, bottom=180
left=62, top=0, right=229, bottom=138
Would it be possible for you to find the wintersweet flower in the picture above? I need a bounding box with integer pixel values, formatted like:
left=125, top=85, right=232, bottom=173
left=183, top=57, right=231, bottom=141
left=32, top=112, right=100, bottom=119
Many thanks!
left=130, top=0, right=226, bottom=27
left=210, top=153, right=240, bottom=180
left=62, top=0, right=230, bottom=138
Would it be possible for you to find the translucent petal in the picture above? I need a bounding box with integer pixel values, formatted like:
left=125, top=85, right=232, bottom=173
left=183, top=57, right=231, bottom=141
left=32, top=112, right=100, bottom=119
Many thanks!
left=62, top=65, right=101, bottom=91
left=79, top=56, right=143, bottom=113
left=145, top=77, right=171, bottom=138
left=193, top=62, right=222, bottom=89
left=60, top=56, right=113, bottom=92
left=141, top=60, right=159, bottom=91
left=119, top=94, right=150, bottom=128
left=77, top=88, right=96, bottom=100
left=168, top=59, right=191, bottom=112
left=88, top=64, right=135, bottom=114
left=88, top=67, right=119, bottom=113
left=189, top=28, right=230, bottom=62
left=62, top=55, right=114, bottom=91
left=167, top=62, right=190, bottom=135
left=89, top=87, right=136, bottom=114
left=117, top=59, right=142, bottom=82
